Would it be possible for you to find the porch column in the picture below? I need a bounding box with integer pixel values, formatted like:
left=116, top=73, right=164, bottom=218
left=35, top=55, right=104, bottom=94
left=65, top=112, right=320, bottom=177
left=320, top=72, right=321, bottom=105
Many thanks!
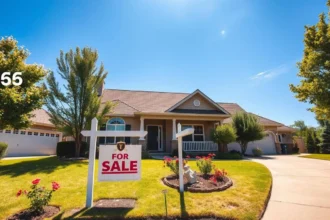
left=172, top=119, right=176, bottom=140
left=139, top=117, right=145, bottom=140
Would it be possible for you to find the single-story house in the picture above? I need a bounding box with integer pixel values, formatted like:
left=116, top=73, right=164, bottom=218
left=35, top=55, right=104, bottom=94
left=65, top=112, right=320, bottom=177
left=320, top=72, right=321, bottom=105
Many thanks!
left=98, top=88, right=296, bottom=155
left=0, top=109, right=62, bottom=157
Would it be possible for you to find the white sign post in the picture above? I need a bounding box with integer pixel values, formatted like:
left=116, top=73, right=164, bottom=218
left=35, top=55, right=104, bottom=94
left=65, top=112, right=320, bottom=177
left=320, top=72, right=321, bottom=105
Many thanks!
left=81, top=118, right=147, bottom=208
left=176, top=123, right=194, bottom=192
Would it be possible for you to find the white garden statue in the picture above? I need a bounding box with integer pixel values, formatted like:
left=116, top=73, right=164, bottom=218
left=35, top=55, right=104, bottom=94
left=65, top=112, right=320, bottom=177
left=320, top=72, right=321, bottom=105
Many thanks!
left=183, top=164, right=197, bottom=184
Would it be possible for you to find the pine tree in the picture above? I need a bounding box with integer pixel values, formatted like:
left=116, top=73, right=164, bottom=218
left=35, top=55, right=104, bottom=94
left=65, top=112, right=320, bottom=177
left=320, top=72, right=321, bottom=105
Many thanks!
left=320, top=121, right=330, bottom=153
left=305, top=129, right=315, bottom=153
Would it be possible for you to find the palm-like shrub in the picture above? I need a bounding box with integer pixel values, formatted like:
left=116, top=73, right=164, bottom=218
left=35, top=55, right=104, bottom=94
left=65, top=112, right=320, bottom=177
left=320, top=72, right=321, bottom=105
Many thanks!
left=211, top=124, right=237, bottom=152
left=232, top=112, right=265, bottom=155
left=0, top=142, right=8, bottom=159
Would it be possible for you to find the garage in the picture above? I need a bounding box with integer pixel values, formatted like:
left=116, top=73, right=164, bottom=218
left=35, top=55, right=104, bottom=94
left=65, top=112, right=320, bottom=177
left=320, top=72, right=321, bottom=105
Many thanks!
left=228, top=133, right=277, bottom=155
left=0, top=129, right=60, bottom=157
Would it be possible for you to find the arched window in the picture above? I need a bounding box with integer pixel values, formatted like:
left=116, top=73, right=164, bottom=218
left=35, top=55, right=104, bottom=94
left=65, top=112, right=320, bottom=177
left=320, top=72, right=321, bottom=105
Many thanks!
left=105, top=117, right=125, bottom=143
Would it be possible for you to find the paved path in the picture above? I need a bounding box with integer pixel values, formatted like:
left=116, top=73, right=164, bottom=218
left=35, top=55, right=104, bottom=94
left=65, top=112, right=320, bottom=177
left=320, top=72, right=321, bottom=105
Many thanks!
left=252, top=155, right=330, bottom=220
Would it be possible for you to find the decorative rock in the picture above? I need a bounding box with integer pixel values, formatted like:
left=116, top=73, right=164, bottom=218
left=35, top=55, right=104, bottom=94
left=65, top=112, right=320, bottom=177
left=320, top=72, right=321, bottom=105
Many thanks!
left=183, top=164, right=197, bottom=184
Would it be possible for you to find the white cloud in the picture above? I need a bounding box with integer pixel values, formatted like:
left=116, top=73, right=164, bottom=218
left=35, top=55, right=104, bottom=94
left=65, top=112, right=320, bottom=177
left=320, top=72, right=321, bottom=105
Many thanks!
left=251, top=65, right=289, bottom=80
left=220, top=30, right=226, bottom=36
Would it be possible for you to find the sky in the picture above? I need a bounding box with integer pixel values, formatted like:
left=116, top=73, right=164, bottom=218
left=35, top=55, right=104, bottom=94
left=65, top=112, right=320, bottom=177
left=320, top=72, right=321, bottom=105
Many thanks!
left=1, top=0, right=328, bottom=127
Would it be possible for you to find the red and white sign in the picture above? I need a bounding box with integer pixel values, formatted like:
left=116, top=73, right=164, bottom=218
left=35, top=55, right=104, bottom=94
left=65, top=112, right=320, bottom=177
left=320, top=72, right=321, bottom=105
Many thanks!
left=98, top=145, right=141, bottom=181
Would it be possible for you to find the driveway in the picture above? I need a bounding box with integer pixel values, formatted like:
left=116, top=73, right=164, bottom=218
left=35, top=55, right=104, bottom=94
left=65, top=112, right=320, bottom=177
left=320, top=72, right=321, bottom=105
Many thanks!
left=251, top=155, right=330, bottom=220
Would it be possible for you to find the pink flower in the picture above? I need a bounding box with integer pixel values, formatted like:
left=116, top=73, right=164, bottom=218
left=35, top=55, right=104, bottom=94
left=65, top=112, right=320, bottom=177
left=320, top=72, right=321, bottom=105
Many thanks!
left=196, top=156, right=201, bottom=159
left=186, top=155, right=190, bottom=159
left=16, top=190, right=22, bottom=197
left=52, top=182, right=60, bottom=191
left=32, top=178, right=40, bottom=185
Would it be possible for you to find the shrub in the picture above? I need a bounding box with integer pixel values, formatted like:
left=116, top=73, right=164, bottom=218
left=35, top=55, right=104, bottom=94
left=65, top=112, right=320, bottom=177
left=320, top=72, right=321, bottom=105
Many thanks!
left=142, top=151, right=151, bottom=159
left=196, top=154, right=215, bottom=175
left=229, top=150, right=241, bottom=154
left=16, top=178, right=60, bottom=214
left=211, top=124, right=237, bottom=152
left=252, top=147, right=263, bottom=157
left=171, top=149, right=187, bottom=158
left=56, top=141, right=88, bottom=158
left=0, top=142, right=8, bottom=159
left=210, top=167, right=228, bottom=183
left=292, top=146, right=299, bottom=154
left=215, top=152, right=242, bottom=160
left=163, top=156, right=188, bottom=176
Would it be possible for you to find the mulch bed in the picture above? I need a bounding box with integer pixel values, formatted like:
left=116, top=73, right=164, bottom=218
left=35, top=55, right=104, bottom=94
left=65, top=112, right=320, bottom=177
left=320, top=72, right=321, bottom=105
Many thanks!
left=94, top=199, right=136, bottom=208
left=162, top=174, right=233, bottom=193
left=7, top=205, right=60, bottom=220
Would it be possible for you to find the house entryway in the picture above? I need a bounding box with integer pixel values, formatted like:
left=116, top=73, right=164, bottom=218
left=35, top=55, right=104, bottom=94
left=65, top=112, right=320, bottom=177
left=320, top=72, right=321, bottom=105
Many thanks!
left=147, top=125, right=163, bottom=151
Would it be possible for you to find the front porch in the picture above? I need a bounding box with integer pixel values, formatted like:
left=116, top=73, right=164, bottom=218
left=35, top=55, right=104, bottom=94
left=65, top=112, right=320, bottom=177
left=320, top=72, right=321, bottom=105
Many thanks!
left=138, top=117, right=220, bottom=153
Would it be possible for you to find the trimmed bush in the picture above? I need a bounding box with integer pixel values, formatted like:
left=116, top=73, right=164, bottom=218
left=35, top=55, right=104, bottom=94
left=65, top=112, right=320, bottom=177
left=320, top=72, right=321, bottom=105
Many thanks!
left=142, top=151, right=151, bottom=159
left=56, top=141, right=88, bottom=158
left=215, top=152, right=242, bottom=160
left=0, top=142, right=8, bottom=159
left=252, top=147, right=263, bottom=157
left=171, top=149, right=187, bottom=158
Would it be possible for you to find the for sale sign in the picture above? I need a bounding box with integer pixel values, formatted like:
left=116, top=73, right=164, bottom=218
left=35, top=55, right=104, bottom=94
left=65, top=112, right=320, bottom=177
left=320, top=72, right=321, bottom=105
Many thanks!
left=98, top=144, right=141, bottom=181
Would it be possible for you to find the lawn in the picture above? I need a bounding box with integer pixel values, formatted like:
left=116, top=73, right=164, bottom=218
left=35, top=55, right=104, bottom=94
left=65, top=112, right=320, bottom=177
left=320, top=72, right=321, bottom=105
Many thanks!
left=300, top=154, right=330, bottom=161
left=0, top=157, right=271, bottom=219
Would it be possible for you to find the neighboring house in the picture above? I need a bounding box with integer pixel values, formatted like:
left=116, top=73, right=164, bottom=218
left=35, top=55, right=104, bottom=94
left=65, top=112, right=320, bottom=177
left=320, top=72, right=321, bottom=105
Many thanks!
left=99, top=88, right=295, bottom=155
left=0, top=109, right=62, bottom=157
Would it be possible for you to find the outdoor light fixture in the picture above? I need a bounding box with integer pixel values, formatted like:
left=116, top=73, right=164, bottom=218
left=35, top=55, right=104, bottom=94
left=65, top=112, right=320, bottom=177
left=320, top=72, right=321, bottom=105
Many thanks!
left=162, top=189, right=168, bottom=217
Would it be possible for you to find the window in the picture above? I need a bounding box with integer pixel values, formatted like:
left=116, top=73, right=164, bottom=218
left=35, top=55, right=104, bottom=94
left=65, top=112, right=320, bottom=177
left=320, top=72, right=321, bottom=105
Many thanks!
left=105, top=117, right=125, bottom=144
left=0, top=130, right=2, bottom=133
left=56, top=134, right=59, bottom=137
left=182, top=125, right=204, bottom=142
left=5, top=130, right=11, bottom=134
left=46, top=133, right=49, bottom=137
left=34, top=132, right=38, bottom=136
left=40, top=133, right=44, bottom=136
left=278, top=134, right=282, bottom=142
left=20, top=131, right=26, bottom=135
left=13, top=129, right=19, bottom=134
left=28, top=132, right=32, bottom=136
left=51, top=134, right=55, bottom=137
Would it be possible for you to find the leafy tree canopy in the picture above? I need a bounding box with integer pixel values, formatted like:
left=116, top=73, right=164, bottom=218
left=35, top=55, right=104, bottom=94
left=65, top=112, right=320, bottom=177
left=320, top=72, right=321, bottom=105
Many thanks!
left=290, top=1, right=330, bottom=121
left=0, top=36, right=48, bottom=129
left=211, top=124, right=237, bottom=153
left=45, top=47, right=115, bottom=157
left=232, top=112, right=265, bottom=154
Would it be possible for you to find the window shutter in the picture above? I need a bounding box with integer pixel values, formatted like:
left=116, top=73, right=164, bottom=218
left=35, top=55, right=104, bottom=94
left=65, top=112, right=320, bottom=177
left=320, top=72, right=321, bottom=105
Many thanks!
left=99, top=124, right=106, bottom=144
left=125, top=124, right=131, bottom=144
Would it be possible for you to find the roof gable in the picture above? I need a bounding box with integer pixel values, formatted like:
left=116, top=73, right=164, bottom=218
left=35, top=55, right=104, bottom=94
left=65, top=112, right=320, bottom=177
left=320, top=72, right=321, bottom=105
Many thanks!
left=166, top=89, right=229, bottom=114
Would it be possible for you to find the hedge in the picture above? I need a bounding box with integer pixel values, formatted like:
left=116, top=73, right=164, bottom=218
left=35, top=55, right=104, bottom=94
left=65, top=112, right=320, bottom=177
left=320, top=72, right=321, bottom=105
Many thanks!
left=0, top=142, right=8, bottom=159
left=215, top=151, right=242, bottom=160
left=56, top=141, right=89, bottom=158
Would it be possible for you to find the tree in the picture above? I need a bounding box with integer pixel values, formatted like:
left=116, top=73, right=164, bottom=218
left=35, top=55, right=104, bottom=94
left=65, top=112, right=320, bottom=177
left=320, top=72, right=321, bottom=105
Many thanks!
left=211, top=124, right=237, bottom=153
left=291, top=120, right=307, bottom=137
left=0, top=36, right=48, bottom=129
left=290, top=1, right=330, bottom=121
left=305, top=128, right=316, bottom=153
left=320, top=121, right=330, bottom=153
left=45, top=47, right=114, bottom=157
left=232, top=112, right=265, bottom=155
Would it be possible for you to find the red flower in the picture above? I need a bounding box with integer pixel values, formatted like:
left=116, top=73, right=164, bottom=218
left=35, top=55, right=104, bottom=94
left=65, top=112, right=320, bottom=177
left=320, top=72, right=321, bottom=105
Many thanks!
left=186, top=155, right=190, bottom=159
left=52, top=182, right=60, bottom=191
left=196, top=156, right=201, bottom=159
left=210, top=176, right=217, bottom=184
left=16, top=190, right=22, bottom=197
left=32, top=178, right=40, bottom=185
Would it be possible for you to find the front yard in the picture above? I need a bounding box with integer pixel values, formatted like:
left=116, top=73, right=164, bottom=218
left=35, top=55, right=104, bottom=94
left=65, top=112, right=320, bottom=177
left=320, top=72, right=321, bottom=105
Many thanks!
left=0, top=157, right=271, bottom=219
left=299, top=154, right=330, bottom=161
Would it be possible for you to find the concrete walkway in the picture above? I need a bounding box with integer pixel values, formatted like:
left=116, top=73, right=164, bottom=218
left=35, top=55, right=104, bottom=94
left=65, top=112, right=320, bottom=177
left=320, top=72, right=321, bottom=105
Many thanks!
left=251, top=155, right=330, bottom=220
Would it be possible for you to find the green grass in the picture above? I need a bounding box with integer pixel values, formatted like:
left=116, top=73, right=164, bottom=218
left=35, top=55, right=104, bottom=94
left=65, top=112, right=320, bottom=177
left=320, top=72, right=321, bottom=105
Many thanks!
left=300, top=154, right=330, bottom=161
left=0, top=157, right=271, bottom=219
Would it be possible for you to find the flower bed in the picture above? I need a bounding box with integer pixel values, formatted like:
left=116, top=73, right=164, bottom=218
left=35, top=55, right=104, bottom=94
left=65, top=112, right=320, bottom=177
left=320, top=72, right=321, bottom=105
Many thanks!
left=7, top=206, right=60, bottom=220
left=162, top=173, right=233, bottom=192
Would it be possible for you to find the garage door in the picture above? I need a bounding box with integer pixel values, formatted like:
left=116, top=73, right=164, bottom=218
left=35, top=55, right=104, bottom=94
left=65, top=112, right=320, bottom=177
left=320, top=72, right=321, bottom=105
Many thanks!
left=228, top=134, right=277, bottom=155
left=0, top=130, right=60, bottom=157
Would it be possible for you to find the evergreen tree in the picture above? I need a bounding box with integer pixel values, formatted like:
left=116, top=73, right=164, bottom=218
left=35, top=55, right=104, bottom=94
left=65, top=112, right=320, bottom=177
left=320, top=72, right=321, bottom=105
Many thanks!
left=0, top=37, right=48, bottom=129
left=45, top=47, right=114, bottom=157
left=290, top=0, right=330, bottom=121
left=320, top=121, right=330, bottom=153
left=232, top=112, right=265, bottom=155
left=306, top=128, right=316, bottom=153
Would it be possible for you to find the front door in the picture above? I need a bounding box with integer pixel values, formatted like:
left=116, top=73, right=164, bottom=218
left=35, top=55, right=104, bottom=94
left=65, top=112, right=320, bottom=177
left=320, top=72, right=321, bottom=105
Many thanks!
left=147, top=125, right=162, bottom=151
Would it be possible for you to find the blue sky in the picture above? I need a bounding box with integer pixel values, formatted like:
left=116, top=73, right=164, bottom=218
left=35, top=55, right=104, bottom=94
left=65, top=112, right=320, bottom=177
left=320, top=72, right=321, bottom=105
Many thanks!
left=1, top=0, right=327, bottom=127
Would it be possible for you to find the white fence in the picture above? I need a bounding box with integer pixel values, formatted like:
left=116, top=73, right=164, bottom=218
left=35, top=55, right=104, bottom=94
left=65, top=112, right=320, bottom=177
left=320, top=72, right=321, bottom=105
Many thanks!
left=183, top=141, right=218, bottom=152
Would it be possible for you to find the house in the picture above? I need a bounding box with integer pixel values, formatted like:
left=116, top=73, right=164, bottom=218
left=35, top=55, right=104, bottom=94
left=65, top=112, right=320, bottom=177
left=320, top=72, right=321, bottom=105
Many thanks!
left=99, top=88, right=295, bottom=155
left=0, top=109, right=62, bottom=157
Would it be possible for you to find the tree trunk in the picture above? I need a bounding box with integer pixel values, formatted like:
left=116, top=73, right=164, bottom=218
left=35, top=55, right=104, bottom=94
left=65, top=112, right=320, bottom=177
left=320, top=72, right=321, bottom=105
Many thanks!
left=217, top=142, right=223, bottom=152
left=240, top=142, right=248, bottom=155
left=223, top=143, right=228, bottom=153
left=75, top=133, right=82, bottom=158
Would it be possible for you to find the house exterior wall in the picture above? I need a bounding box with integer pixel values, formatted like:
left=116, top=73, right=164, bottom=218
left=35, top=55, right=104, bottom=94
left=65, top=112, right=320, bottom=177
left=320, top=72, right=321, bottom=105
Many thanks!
left=176, top=93, right=218, bottom=110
